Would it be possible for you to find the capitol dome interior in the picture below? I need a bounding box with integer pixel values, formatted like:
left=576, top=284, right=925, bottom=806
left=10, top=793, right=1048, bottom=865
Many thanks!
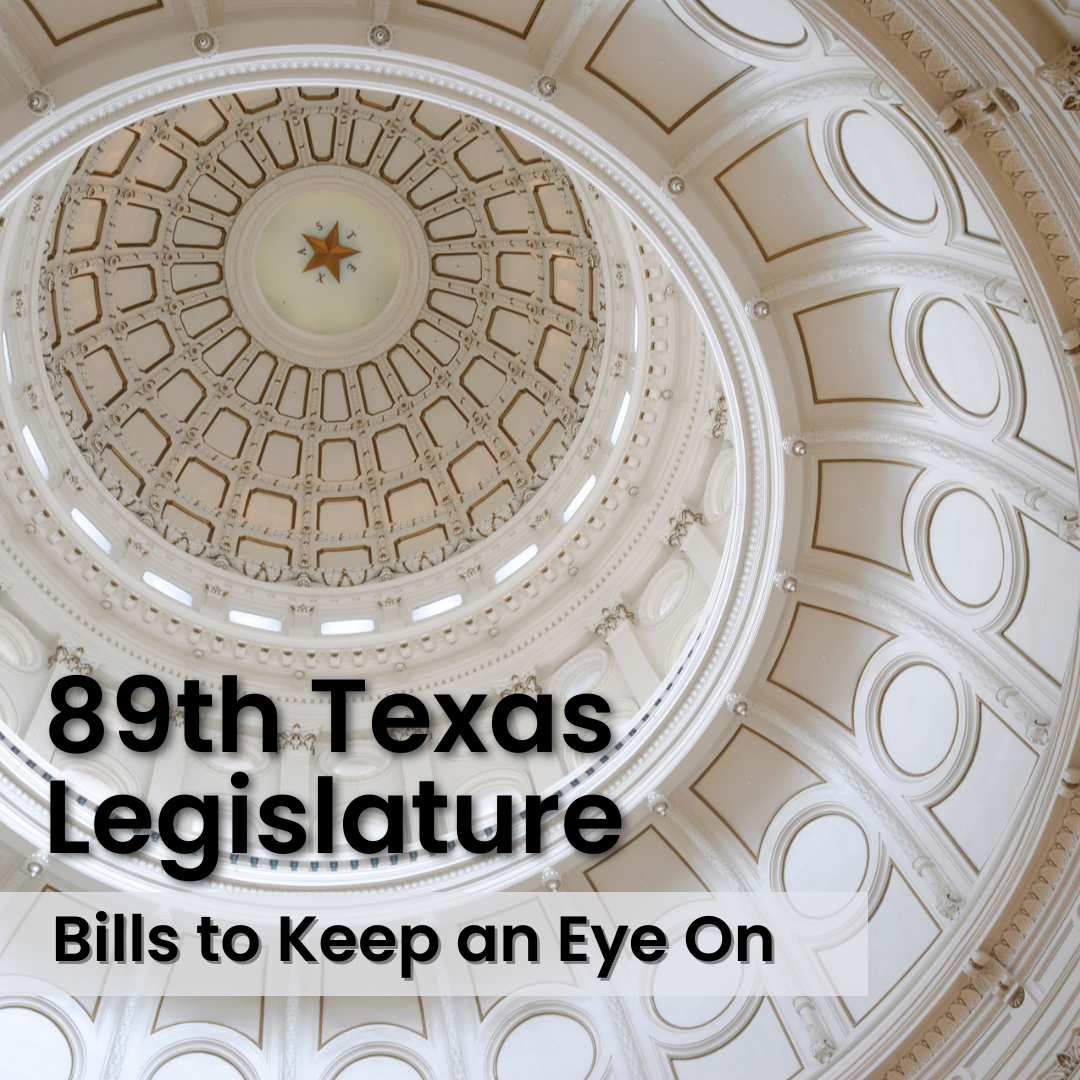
left=0, top=0, right=1078, bottom=1078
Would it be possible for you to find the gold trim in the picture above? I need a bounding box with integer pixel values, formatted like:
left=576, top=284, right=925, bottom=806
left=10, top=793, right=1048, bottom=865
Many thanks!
left=768, top=601, right=896, bottom=731
left=838, top=862, right=941, bottom=1026
left=876, top=662, right=959, bottom=777
left=926, top=700, right=1036, bottom=872
left=690, top=0, right=808, bottom=48
left=151, top=995, right=265, bottom=1048
left=926, top=488, right=1005, bottom=608
left=409, top=100, right=463, bottom=140
left=90, top=127, right=141, bottom=177
left=669, top=998, right=802, bottom=1076
left=793, top=288, right=919, bottom=405
left=999, top=512, right=1075, bottom=687
left=689, top=724, right=825, bottom=861
left=21, top=0, right=163, bottom=46
left=836, top=109, right=939, bottom=225
left=780, top=812, right=870, bottom=893
left=149, top=1049, right=251, bottom=1079
left=896, top=103, right=1001, bottom=245
left=716, top=120, right=868, bottom=261
left=917, top=298, right=1001, bottom=417
left=73, top=996, right=101, bottom=1020
left=475, top=995, right=505, bottom=1021
left=317, top=995, right=427, bottom=1048
left=990, top=305, right=1076, bottom=473
left=586, top=0, right=752, bottom=135
left=584, top=822, right=708, bottom=890
left=812, top=457, right=924, bottom=577
left=0, top=1004, right=75, bottom=1080
left=455, top=137, right=505, bottom=183
left=233, top=89, right=282, bottom=115
left=416, top=0, right=547, bottom=39
left=494, top=1010, right=597, bottom=1080
left=649, top=992, right=733, bottom=1032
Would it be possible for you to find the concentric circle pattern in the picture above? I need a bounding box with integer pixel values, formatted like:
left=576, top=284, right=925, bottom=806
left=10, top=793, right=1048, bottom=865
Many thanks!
left=45, top=88, right=603, bottom=585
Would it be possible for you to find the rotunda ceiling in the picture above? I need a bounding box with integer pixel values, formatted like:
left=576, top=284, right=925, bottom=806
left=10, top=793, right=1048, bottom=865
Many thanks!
left=45, top=89, right=604, bottom=585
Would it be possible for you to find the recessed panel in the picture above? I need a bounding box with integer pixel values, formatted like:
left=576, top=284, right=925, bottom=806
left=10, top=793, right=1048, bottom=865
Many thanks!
left=919, top=299, right=1000, bottom=415
left=930, top=703, right=1036, bottom=871
left=1001, top=514, right=1080, bottom=685
left=795, top=290, right=916, bottom=404
left=588, top=0, right=750, bottom=133
left=928, top=491, right=1004, bottom=607
left=814, top=459, right=921, bottom=574
left=691, top=726, right=823, bottom=858
left=671, top=1000, right=801, bottom=1080
left=585, top=824, right=706, bottom=892
left=839, top=110, right=938, bottom=223
left=718, top=121, right=866, bottom=260
left=878, top=664, right=958, bottom=775
left=769, top=603, right=894, bottom=730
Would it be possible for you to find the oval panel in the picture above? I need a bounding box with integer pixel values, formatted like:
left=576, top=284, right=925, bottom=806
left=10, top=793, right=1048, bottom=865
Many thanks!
left=928, top=490, right=1004, bottom=606
left=782, top=814, right=869, bottom=913
left=839, top=111, right=938, bottom=223
left=0, top=1007, right=72, bottom=1080
left=653, top=949, right=734, bottom=1028
left=335, top=1056, right=424, bottom=1080
left=698, top=0, right=807, bottom=47
left=878, top=663, right=958, bottom=775
left=496, top=1014, right=594, bottom=1080
left=153, top=1052, right=244, bottom=1080
left=640, top=558, right=691, bottom=626
left=919, top=299, right=1000, bottom=416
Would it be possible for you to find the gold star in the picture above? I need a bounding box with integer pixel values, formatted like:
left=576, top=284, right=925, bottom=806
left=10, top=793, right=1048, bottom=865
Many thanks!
left=301, top=222, right=359, bottom=283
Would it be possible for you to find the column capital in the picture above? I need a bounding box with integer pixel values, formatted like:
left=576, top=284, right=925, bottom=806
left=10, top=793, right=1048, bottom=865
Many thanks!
left=592, top=602, right=634, bottom=641
left=666, top=508, right=703, bottom=549
left=278, top=721, right=319, bottom=754
left=48, top=641, right=94, bottom=676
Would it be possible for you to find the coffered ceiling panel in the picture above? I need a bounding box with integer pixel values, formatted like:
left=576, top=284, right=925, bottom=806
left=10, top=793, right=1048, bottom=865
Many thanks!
left=691, top=0, right=808, bottom=49
left=584, top=824, right=707, bottom=891
left=152, top=996, right=264, bottom=1045
left=929, top=702, right=1036, bottom=872
left=794, top=289, right=918, bottom=405
left=586, top=0, right=751, bottom=133
left=691, top=725, right=823, bottom=858
left=918, top=299, right=1001, bottom=416
left=927, top=490, right=1004, bottom=607
left=837, top=109, right=939, bottom=225
left=769, top=603, right=895, bottom=730
left=415, top=0, right=546, bottom=37
left=836, top=865, right=939, bottom=1025
left=813, top=458, right=922, bottom=575
left=878, top=664, right=958, bottom=776
left=1001, top=514, right=1080, bottom=686
left=994, top=307, right=1076, bottom=472
left=47, top=88, right=604, bottom=586
left=318, top=996, right=426, bottom=1045
left=716, top=120, right=866, bottom=261
left=20, top=0, right=163, bottom=45
left=670, top=999, right=802, bottom=1080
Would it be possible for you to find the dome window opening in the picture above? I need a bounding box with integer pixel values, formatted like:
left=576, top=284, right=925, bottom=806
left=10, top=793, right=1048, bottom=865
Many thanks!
left=494, top=544, right=539, bottom=584
left=562, top=475, right=596, bottom=523
left=21, top=425, right=49, bottom=478
left=3, top=332, right=11, bottom=385
left=229, top=610, right=283, bottom=632
left=611, top=391, right=631, bottom=444
left=321, top=618, right=375, bottom=636
left=71, top=509, right=111, bottom=553
left=142, top=571, right=192, bottom=606
left=411, top=594, right=463, bottom=622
